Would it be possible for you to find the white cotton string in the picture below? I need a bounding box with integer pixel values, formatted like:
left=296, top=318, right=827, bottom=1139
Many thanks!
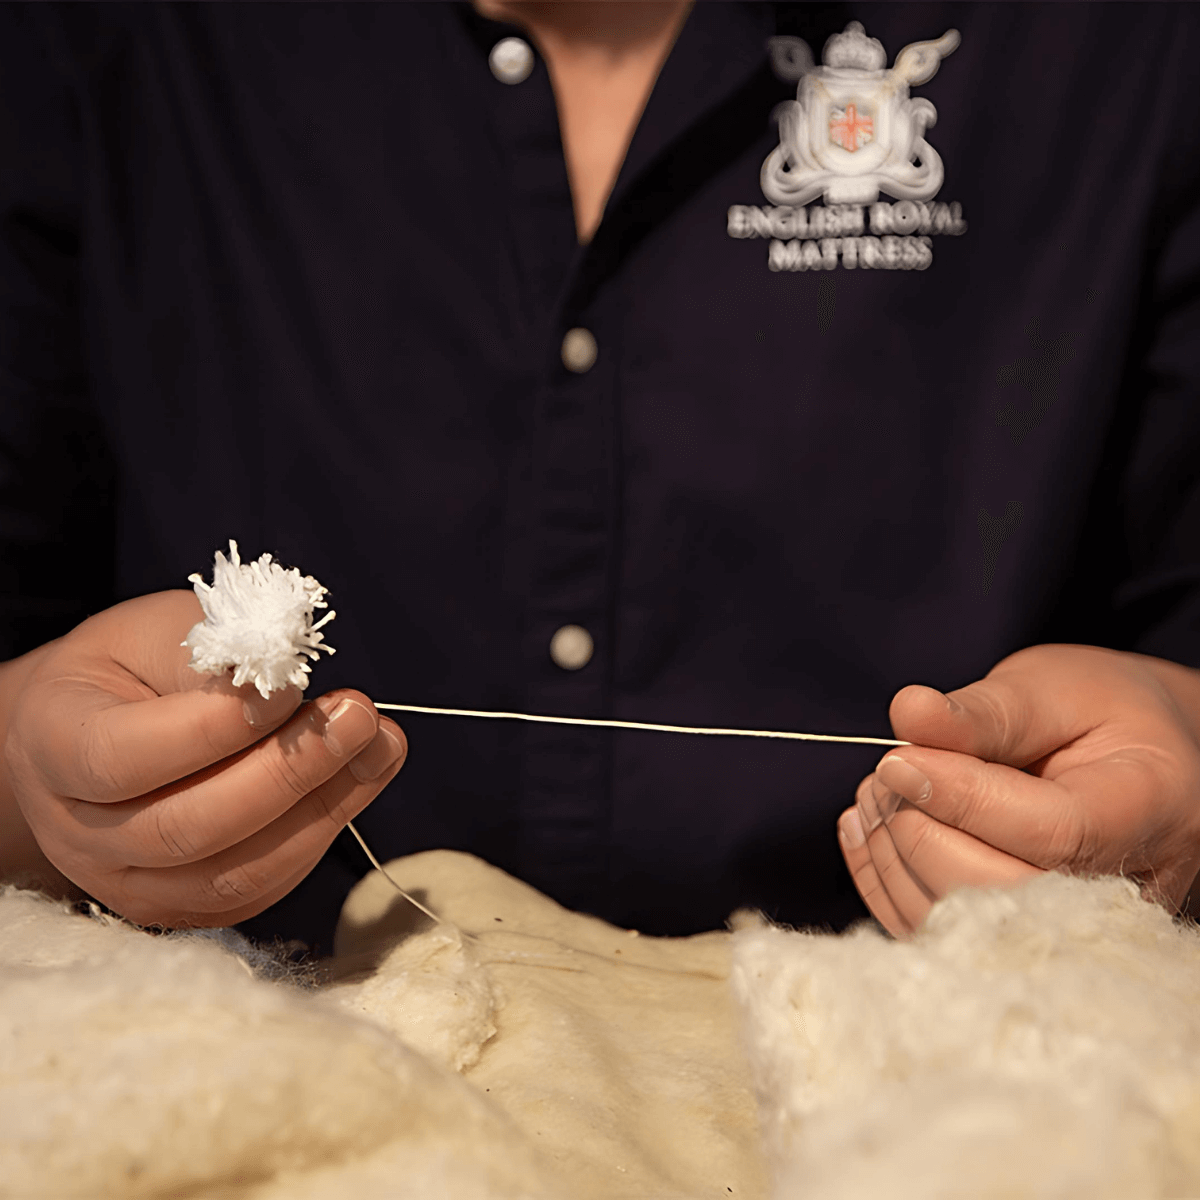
left=344, top=820, right=444, bottom=925
left=375, top=703, right=910, bottom=748
left=347, top=706, right=905, bottom=930
left=350, top=705, right=904, bottom=928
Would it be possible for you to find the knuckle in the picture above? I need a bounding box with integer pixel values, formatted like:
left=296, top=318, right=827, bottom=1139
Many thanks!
left=150, top=804, right=199, bottom=861
left=4, top=736, right=41, bottom=805
left=260, top=744, right=317, bottom=802
left=849, top=860, right=887, bottom=908
left=78, top=718, right=126, bottom=802
left=964, top=764, right=1005, bottom=824
left=875, top=851, right=909, bottom=892
left=1046, top=802, right=1089, bottom=869
left=903, top=811, right=939, bottom=865
left=196, top=863, right=261, bottom=911
left=308, top=779, right=356, bottom=831
left=978, top=686, right=1021, bottom=757
left=195, top=712, right=235, bottom=768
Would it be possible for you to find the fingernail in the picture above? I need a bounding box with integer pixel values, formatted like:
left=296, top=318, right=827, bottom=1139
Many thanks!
left=243, top=688, right=297, bottom=730
left=876, top=755, right=933, bottom=804
left=839, top=808, right=866, bottom=850
left=316, top=696, right=375, bottom=757
left=943, top=691, right=965, bottom=716
left=349, top=727, right=405, bottom=783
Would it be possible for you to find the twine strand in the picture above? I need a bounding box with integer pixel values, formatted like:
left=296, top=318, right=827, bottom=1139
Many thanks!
left=344, top=820, right=442, bottom=924
left=375, top=703, right=909, bottom=747
left=349, top=703, right=907, bottom=927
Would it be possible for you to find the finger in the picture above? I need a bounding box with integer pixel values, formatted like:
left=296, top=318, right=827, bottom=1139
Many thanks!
left=891, top=647, right=1179, bottom=769
left=837, top=781, right=915, bottom=939
left=888, top=677, right=1088, bottom=770
left=20, top=588, right=314, bottom=803
left=107, top=737, right=407, bottom=927
left=883, top=793, right=1046, bottom=900
left=870, top=746, right=1166, bottom=872
left=838, top=809, right=911, bottom=938
left=48, top=697, right=398, bottom=871
left=23, top=672, right=304, bottom=804
left=856, top=776, right=939, bottom=935
left=80, top=589, right=226, bottom=697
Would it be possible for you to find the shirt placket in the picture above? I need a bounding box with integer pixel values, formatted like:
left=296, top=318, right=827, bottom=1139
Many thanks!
left=465, top=2, right=782, bottom=908
left=516, top=307, right=619, bottom=903
left=465, top=8, right=615, bottom=903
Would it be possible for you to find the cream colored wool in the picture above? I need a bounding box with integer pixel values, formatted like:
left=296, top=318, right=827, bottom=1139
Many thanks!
left=5, top=854, right=1200, bottom=1200
left=332, top=850, right=770, bottom=1200
left=730, top=871, right=1200, bottom=1200
left=329, top=920, right=502, bottom=1073
left=0, top=885, right=555, bottom=1200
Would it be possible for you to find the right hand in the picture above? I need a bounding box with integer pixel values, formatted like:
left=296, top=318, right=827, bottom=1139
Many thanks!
left=4, top=590, right=407, bottom=928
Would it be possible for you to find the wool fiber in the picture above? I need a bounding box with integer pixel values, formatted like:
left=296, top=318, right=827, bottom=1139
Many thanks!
left=6, top=855, right=1200, bottom=1199
left=730, top=871, right=1200, bottom=1200
left=0, top=886, right=554, bottom=1200
left=332, top=850, right=768, bottom=1200
left=329, top=920, right=501, bottom=1073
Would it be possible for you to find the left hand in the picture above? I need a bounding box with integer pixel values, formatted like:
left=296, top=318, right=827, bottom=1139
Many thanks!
left=836, top=643, right=1200, bottom=939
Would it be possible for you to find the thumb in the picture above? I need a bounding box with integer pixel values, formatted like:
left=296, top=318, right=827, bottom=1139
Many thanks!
left=889, top=678, right=1085, bottom=769
left=19, top=670, right=304, bottom=805
left=13, top=589, right=308, bottom=804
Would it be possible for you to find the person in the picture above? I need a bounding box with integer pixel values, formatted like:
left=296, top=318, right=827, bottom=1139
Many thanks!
left=1, top=1, right=1198, bottom=953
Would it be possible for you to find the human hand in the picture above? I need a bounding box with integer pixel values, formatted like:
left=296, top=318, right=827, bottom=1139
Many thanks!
left=4, top=590, right=407, bottom=927
left=836, top=643, right=1200, bottom=939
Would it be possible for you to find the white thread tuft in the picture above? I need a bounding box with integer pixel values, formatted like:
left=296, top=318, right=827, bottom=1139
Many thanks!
left=183, top=540, right=336, bottom=699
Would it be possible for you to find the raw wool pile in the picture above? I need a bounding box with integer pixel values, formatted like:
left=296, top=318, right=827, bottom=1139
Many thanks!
left=0, top=851, right=767, bottom=1200
left=329, top=918, right=502, bottom=1074
left=731, top=871, right=1200, bottom=1200
left=0, top=884, right=556, bottom=1200
left=183, top=540, right=336, bottom=697
left=5, top=854, right=1200, bottom=1200
left=330, top=851, right=769, bottom=1200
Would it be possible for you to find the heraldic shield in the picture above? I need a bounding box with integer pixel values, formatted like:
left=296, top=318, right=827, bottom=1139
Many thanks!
left=762, top=21, right=960, bottom=207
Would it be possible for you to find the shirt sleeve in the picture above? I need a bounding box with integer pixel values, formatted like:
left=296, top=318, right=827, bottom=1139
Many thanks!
left=0, top=5, right=116, bottom=661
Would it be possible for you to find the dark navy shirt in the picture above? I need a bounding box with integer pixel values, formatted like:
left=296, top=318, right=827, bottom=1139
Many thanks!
left=2, top=3, right=1199, bottom=953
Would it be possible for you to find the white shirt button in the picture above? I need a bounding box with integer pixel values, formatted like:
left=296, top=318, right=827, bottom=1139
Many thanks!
left=561, top=327, right=598, bottom=374
left=489, top=37, right=534, bottom=84
left=549, top=624, right=594, bottom=671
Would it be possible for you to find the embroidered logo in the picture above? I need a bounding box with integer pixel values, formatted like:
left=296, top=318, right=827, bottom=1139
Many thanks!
left=729, top=22, right=967, bottom=272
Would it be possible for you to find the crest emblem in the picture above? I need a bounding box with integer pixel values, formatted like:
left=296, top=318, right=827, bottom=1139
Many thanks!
left=762, top=21, right=960, bottom=207
left=727, top=22, right=967, bottom=272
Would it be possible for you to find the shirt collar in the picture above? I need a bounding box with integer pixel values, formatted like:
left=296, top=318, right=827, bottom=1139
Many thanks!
left=608, top=1, right=776, bottom=215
